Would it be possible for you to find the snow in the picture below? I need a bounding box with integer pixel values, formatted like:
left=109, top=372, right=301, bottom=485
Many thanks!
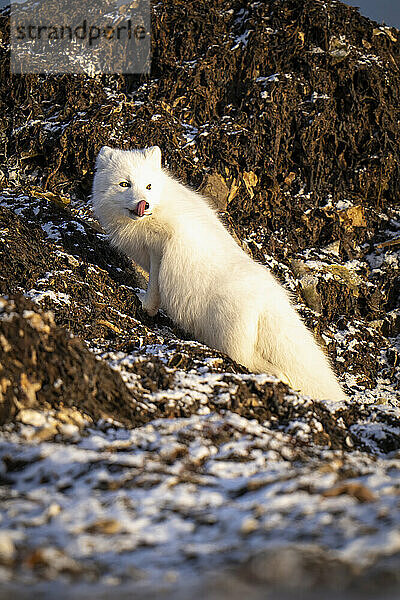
left=26, top=289, right=71, bottom=305
left=1, top=412, right=400, bottom=590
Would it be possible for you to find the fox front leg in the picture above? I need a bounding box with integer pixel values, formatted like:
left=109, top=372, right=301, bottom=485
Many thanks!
left=138, top=251, right=161, bottom=317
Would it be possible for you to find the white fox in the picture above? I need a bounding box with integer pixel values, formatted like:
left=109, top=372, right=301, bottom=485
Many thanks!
left=92, top=145, right=346, bottom=402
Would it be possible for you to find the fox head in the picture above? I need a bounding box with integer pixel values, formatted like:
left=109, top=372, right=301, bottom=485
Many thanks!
left=92, top=146, right=164, bottom=227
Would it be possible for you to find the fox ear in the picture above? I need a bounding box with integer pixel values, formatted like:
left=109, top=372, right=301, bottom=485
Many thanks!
left=96, top=146, right=113, bottom=167
left=145, top=146, right=162, bottom=168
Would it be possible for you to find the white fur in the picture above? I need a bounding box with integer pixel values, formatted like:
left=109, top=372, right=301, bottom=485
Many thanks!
left=92, top=146, right=347, bottom=402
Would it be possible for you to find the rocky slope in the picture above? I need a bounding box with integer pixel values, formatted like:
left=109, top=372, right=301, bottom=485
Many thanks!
left=0, top=1, right=400, bottom=598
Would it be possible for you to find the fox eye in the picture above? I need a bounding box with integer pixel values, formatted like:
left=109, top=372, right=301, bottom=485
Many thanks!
left=146, top=184, right=152, bottom=190
left=119, top=181, right=131, bottom=188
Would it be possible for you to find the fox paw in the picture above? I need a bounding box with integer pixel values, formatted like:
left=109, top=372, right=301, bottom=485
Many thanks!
left=137, top=291, right=159, bottom=317
left=144, top=304, right=159, bottom=317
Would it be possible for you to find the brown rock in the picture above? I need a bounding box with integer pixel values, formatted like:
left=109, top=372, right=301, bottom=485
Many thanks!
left=322, top=482, right=377, bottom=503
left=198, top=172, right=230, bottom=211
left=85, top=519, right=123, bottom=535
left=338, top=205, right=367, bottom=230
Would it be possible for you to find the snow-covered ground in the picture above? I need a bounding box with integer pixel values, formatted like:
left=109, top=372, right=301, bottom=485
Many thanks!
left=1, top=408, right=400, bottom=595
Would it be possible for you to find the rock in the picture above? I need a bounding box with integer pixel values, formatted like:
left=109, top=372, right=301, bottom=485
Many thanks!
left=85, top=519, right=123, bottom=535
left=291, top=259, right=323, bottom=313
left=338, top=205, right=367, bottom=230
left=324, top=264, right=363, bottom=296
left=0, top=333, right=11, bottom=353
left=198, top=172, right=230, bottom=211
left=290, top=257, right=372, bottom=319
left=240, top=517, right=259, bottom=536
left=322, top=240, right=340, bottom=256
left=46, top=503, right=61, bottom=519
left=159, top=442, right=188, bottom=463
left=29, top=424, right=59, bottom=442
left=299, top=274, right=323, bottom=314
left=25, top=547, right=81, bottom=576
left=322, top=482, right=377, bottom=503
left=17, top=409, right=46, bottom=427
left=0, top=532, right=15, bottom=565
left=369, top=319, right=388, bottom=336
left=58, top=423, right=80, bottom=440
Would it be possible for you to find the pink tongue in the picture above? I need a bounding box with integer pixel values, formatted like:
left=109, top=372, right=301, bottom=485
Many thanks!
left=135, top=200, right=147, bottom=217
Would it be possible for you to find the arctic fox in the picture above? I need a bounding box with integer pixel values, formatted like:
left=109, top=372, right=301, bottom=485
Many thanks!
left=92, top=145, right=346, bottom=402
